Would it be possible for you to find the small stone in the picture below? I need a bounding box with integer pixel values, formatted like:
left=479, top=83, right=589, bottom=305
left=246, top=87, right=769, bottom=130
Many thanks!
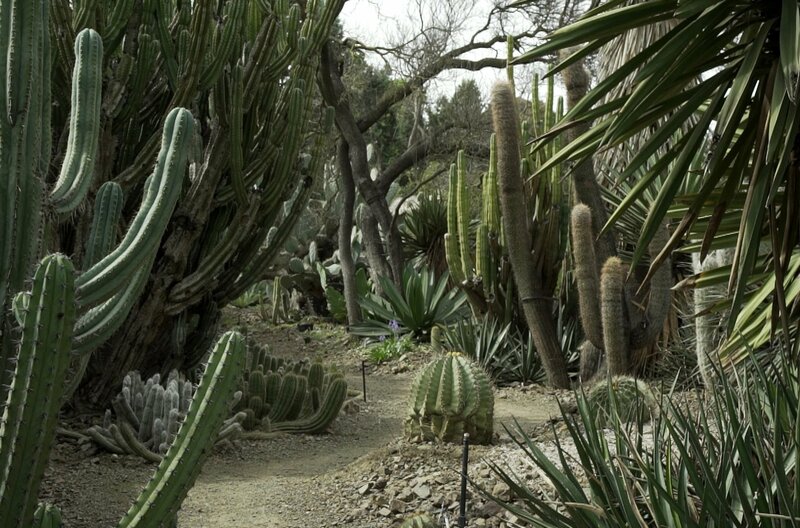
left=412, top=484, right=431, bottom=499
left=389, top=499, right=407, bottom=514
left=491, top=482, right=512, bottom=501
left=378, top=507, right=392, bottom=517
left=357, top=483, right=372, bottom=495
left=374, top=477, right=388, bottom=490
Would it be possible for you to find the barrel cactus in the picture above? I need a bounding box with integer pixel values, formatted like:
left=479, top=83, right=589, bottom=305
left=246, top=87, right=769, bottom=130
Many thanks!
left=405, top=353, right=494, bottom=444
left=585, top=376, right=657, bottom=425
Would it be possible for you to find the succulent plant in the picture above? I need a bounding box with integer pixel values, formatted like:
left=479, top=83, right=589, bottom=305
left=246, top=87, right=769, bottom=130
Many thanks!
left=232, top=345, right=349, bottom=435
left=405, top=352, right=494, bottom=444
left=400, top=512, right=438, bottom=528
left=85, top=370, right=244, bottom=462
left=31, top=503, right=62, bottom=528
left=585, top=376, right=657, bottom=425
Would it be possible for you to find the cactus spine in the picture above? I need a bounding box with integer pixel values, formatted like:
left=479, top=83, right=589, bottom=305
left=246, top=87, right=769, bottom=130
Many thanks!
left=405, top=353, right=494, bottom=445
left=585, top=376, right=657, bottom=425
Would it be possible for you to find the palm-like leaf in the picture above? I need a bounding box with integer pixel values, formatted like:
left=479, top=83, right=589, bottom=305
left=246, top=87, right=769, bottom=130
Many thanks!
left=519, top=0, right=800, bottom=357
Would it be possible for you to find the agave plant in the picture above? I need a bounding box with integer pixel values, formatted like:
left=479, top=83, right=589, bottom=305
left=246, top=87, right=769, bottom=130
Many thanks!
left=351, top=265, right=467, bottom=340
left=519, top=0, right=800, bottom=366
left=399, top=191, right=449, bottom=278
left=483, top=349, right=800, bottom=527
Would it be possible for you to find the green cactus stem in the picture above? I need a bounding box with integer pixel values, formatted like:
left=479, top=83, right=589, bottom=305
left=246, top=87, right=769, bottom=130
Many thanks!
left=49, top=28, right=104, bottom=214
left=31, top=503, right=63, bottom=528
left=0, top=254, right=76, bottom=527
left=116, top=331, right=245, bottom=527
left=84, top=181, right=124, bottom=268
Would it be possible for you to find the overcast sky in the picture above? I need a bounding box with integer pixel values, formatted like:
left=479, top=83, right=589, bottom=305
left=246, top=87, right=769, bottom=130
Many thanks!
left=338, top=0, right=542, bottom=102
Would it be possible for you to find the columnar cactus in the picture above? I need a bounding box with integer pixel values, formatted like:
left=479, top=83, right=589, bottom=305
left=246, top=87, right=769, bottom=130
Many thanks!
left=585, top=376, right=657, bottom=425
left=492, top=80, right=570, bottom=388
left=405, top=352, right=494, bottom=445
left=0, top=255, right=75, bottom=527
left=571, top=203, right=672, bottom=378
left=32, top=503, right=63, bottom=528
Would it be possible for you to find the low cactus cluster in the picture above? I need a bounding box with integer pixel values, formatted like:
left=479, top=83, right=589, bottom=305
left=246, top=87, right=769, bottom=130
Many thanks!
left=85, top=370, right=244, bottom=462
left=400, top=512, right=437, bottom=528
left=585, top=376, right=658, bottom=425
left=32, top=503, right=62, bottom=528
left=233, top=346, right=349, bottom=434
left=405, top=352, right=494, bottom=445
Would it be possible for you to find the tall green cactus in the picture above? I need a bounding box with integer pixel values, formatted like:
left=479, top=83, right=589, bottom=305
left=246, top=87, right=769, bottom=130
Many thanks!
left=0, top=255, right=75, bottom=527
left=571, top=204, right=672, bottom=378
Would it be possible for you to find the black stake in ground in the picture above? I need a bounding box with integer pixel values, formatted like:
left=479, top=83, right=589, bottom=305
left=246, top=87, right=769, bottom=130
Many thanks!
left=361, top=360, right=367, bottom=402
left=459, top=433, right=470, bottom=527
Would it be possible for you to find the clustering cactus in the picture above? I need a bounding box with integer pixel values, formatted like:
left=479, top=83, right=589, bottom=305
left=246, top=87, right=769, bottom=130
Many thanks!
left=85, top=370, right=244, bottom=462
left=405, top=353, right=494, bottom=445
left=232, top=346, right=349, bottom=434
left=571, top=204, right=672, bottom=380
left=585, top=376, right=658, bottom=425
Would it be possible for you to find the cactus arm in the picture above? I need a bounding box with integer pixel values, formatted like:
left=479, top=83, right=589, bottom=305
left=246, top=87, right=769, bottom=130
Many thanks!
left=445, top=163, right=467, bottom=286
left=49, top=28, right=103, bottom=214
left=455, top=151, right=474, bottom=279
left=116, top=331, right=244, bottom=528
left=0, top=254, right=75, bottom=527
left=571, top=203, right=604, bottom=349
left=600, top=257, right=628, bottom=376
left=269, top=378, right=347, bottom=434
left=199, top=0, right=245, bottom=90
left=84, top=181, right=124, bottom=268
left=76, top=107, right=193, bottom=308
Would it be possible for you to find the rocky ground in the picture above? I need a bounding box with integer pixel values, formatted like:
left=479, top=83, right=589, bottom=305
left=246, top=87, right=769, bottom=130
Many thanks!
left=38, top=309, right=623, bottom=527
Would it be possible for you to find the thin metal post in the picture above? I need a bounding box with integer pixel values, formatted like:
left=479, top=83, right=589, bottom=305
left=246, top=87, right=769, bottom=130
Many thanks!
left=361, top=360, right=367, bottom=402
left=459, top=433, right=470, bottom=527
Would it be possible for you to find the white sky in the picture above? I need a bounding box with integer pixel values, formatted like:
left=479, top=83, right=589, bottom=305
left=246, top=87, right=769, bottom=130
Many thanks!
left=339, top=0, right=546, bottom=103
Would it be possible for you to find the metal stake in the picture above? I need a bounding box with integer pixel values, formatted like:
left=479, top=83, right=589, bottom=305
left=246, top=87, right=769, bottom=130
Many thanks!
left=361, top=360, right=367, bottom=402
left=459, top=433, right=470, bottom=527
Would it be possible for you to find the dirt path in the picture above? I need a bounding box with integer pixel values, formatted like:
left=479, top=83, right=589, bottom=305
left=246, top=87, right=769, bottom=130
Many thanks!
left=179, top=370, right=561, bottom=528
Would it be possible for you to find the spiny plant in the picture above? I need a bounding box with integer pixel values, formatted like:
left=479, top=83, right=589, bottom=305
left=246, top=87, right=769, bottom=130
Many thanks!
left=42, top=0, right=344, bottom=407
left=570, top=203, right=672, bottom=380
left=85, top=370, right=245, bottom=462
left=585, top=375, right=657, bottom=426
left=232, top=345, right=348, bottom=435
left=405, top=352, right=494, bottom=445
left=491, top=80, right=570, bottom=388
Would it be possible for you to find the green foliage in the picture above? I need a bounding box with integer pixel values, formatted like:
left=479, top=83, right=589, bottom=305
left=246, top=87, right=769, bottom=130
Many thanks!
left=405, top=353, right=494, bottom=445
left=351, top=266, right=467, bottom=340
left=399, top=191, right=449, bottom=276
left=31, top=503, right=62, bottom=528
left=484, top=351, right=800, bottom=527
left=367, top=333, right=414, bottom=364
left=520, top=0, right=800, bottom=364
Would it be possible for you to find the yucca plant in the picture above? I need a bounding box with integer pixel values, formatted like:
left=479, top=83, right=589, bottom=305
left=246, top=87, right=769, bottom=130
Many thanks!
left=350, top=265, right=467, bottom=340
left=399, top=191, right=449, bottom=278
left=482, top=349, right=800, bottom=527
left=518, top=0, right=800, bottom=368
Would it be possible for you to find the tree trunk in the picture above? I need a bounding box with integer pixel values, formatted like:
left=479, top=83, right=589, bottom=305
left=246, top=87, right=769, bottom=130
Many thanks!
left=337, top=140, right=362, bottom=325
